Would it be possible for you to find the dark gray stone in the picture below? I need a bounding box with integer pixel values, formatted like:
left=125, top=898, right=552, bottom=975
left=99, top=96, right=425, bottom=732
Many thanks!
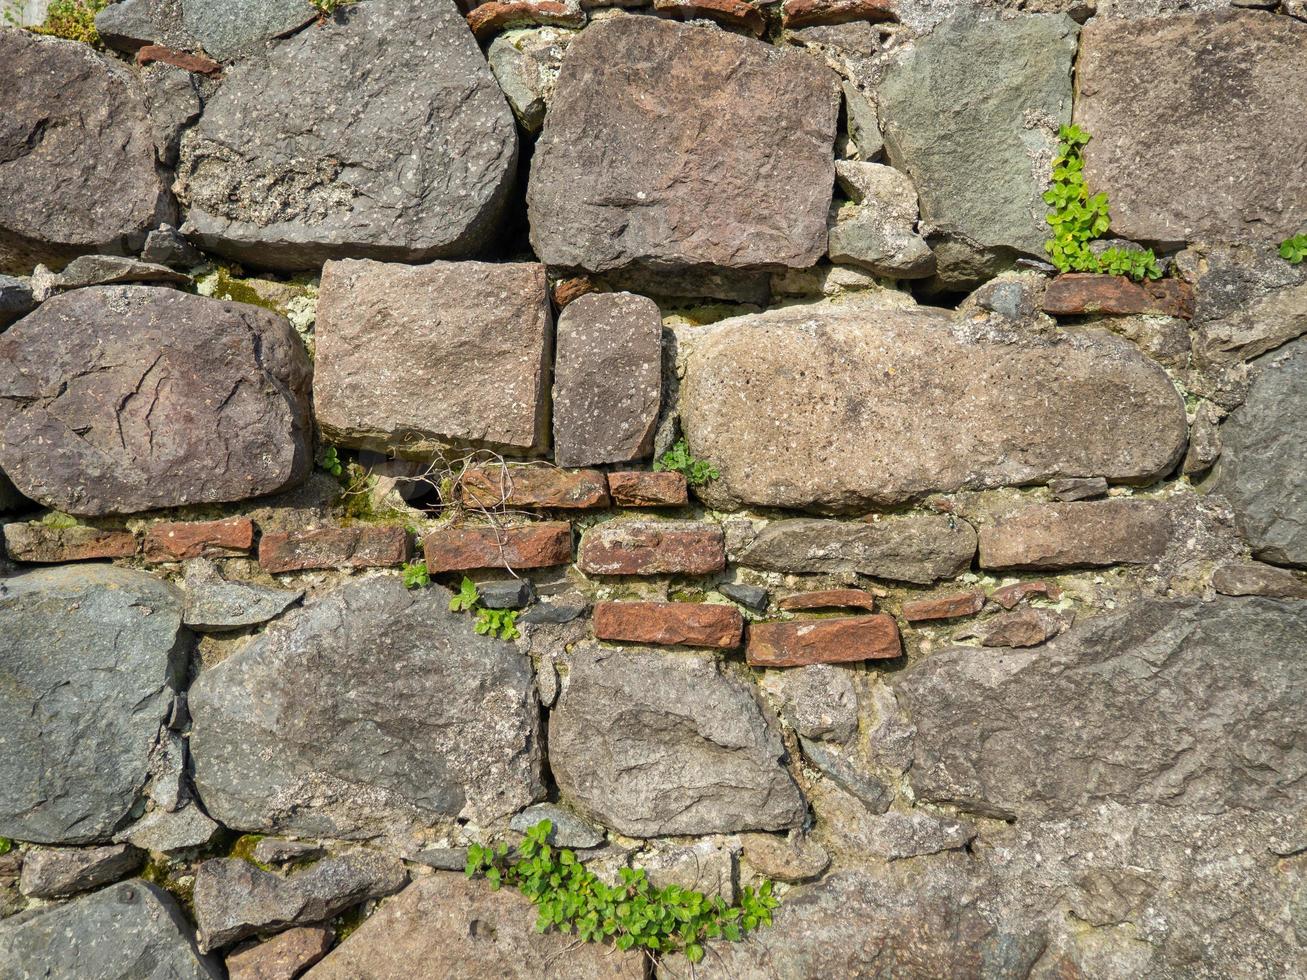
left=520, top=600, right=585, bottom=624
left=140, top=224, right=203, bottom=269
left=18, top=844, right=142, bottom=899
left=252, top=839, right=325, bottom=866
left=718, top=582, right=769, bottom=612
left=487, top=26, right=577, bottom=134
left=116, top=801, right=222, bottom=855
left=142, top=65, right=202, bottom=169
left=1181, top=244, right=1307, bottom=367
left=799, top=738, right=893, bottom=814
left=181, top=0, right=318, bottom=62
left=476, top=578, right=534, bottom=610
left=183, top=558, right=302, bottom=632
left=0, top=566, right=185, bottom=845
left=0, top=277, right=34, bottom=331
left=0, top=880, right=220, bottom=979
left=190, top=577, right=544, bottom=839
left=510, top=804, right=605, bottom=848
left=175, top=0, right=518, bottom=270
left=49, top=254, right=191, bottom=291
left=94, top=0, right=196, bottom=54
left=0, top=286, right=313, bottom=516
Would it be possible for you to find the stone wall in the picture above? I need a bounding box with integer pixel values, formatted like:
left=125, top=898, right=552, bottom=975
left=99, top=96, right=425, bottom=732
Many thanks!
left=1, top=1, right=1305, bottom=978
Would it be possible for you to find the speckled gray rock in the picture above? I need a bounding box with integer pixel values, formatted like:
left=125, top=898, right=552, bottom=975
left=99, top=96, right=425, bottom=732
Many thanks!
left=183, top=559, right=302, bottom=632
left=1182, top=244, right=1307, bottom=367
left=193, top=852, right=407, bottom=952
left=0, top=287, right=313, bottom=515
left=0, top=566, right=185, bottom=845
left=552, top=292, right=662, bottom=467
left=117, top=802, right=222, bottom=854
left=510, top=804, right=604, bottom=848
left=48, top=254, right=191, bottom=292
left=827, top=162, right=934, bottom=278
left=140, top=224, right=203, bottom=269
left=1210, top=338, right=1307, bottom=566
left=94, top=0, right=197, bottom=53
left=678, top=300, right=1188, bottom=513
left=175, top=0, right=518, bottom=269
left=528, top=16, right=840, bottom=281
left=314, top=259, right=550, bottom=456
left=18, top=844, right=142, bottom=899
left=0, top=880, right=220, bottom=979
left=550, top=645, right=805, bottom=837
left=798, top=738, right=893, bottom=814
left=1075, top=11, right=1307, bottom=247
left=182, top=0, right=317, bottom=62
left=0, top=277, right=34, bottom=331
left=1212, top=562, right=1307, bottom=599
left=488, top=27, right=577, bottom=133
left=728, top=514, right=977, bottom=584
left=761, top=666, right=858, bottom=743
left=190, top=577, right=544, bottom=839
left=876, top=12, right=1078, bottom=286
left=0, top=32, right=173, bottom=275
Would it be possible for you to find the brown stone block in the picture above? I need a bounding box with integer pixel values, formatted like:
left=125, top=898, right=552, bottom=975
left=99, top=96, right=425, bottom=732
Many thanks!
left=260, top=526, right=411, bottom=573
left=578, top=521, right=725, bottom=576
left=782, top=0, right=897, bottom=29
left=1042, top=273, right=1194, bottom=319
left=746, top=615, right=901, bottom=667
left=901, top=591, right=985, bottom=623
left=978, top=500, right=1172, bottom=571
left=594, top=601, right=744, bottom=649
left=3, top=524, right=137, bottom=563
left=424, top=523, right=572, bottom=573
left=776, top=589, right=876, bottom=612
left=608, top=471, right=689, bottom=508
left=460, top=466, right=609, bottom=510
left=144, top=517, right=256, bottom=562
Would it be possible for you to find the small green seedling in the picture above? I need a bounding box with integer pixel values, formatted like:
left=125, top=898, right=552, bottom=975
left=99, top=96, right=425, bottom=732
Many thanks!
left=449, top=576, right=480, bottom=612
left=401, top=562, right=430, bottom=590
left=474, top=607, right=520, bottom=641
left=0, top=837, right=12, bottom=856
left=318, top=446, right=344, bottom=478
left=654, top=439, right=719, bottom=487
left=1280, top=233, right=1307, bottom=265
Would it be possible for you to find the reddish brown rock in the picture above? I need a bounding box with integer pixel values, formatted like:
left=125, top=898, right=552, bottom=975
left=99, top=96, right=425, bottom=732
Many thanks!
left=227, top=926, right=334, bottom=980
left=551, top=277, right=595, bottom=310
left=143, top=517, right=256, bottom=562
left=593, top=601, right=744, bottom=649
left=3, top=523, right=136, bottom=563
left=989, top=580, right=1060, bottom=610
left=459, top=466, right=609, bottom=510
left=747, top=615, right=901, bottom=667
left=782, top=0, right=897, bottom=29
left=776, top=589, right=876, bottom=612
left=135, top=44, right=222, bottom=76
left=259, top=526, right=410, bottom=573
left=424, top=523, right=573, bottom=573
left=901, top=591, right=985, bottom=623
left=1041, top=274, right=1195, bottom=320
left=466, top=0, right=584, bottom=41
left=608, top=472, right=689, bottom=508
left=956, top=608, right=1074, bottom=648
left=653, top=0, right=764, bottom=35
left=577, top=521, right=725, bottom=576
left=978, top=500, right=1173, bottom=571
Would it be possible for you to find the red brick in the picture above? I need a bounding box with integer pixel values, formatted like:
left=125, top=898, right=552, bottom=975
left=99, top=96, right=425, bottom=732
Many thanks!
left=424, top=522, right=572, bottom=573
left=260, top=526, right=410, bottom=573
left=747, top=615, right=901, bottom=667
left=143, top=517, right=256, bottom=562
left=782, top=0, right=897, bottom=29
left=901, top=590, right=985, bottom=623
left=466, top=0, right=584, bottom=41
left=577, top=521, right=725, bottom=576
left=654, top=0, right=765, bottom=35
left=608, top=471, right=689, bottom=508
left=1041, top=274, right=1195, bottom=319
left=459, top=466, right=609, bottom=510
left=989, top=579, right=1061, bottom=610
left=136, top=44, right=222, bottom=75
left=777, top=588, right=876, bottom=612
left=3, top=523, right=136, bottom=563
left=593, top=601, right=744, bottom=649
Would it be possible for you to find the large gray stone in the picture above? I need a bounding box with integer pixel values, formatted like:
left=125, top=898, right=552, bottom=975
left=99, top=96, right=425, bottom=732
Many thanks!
left=528, top=16, right=840, bottom=282
left=0, top=879, right=220, bottom=979
left=18, top=844, right=142, bottom=899
left=175, top=0, right=518, bottom=269
left=549, top=645, right=805, bottom=837
left=182, top=0, right=318, bottom=62
left=487, top=27, right=577, bottom=134
left=679, top=300, right=1188, bottom=513
left=876, top=12, right=1078, bottom=286
left=0, top=286, right=313, bottom=516
left=0, top=566, right=185, bottom=845
left=183, top=558, right=302, bottom=632
left=189, top=577, right=544, bottom=839
left=314, top=259, right=551, bottom=456
left=1075, top=11, right=1307, bottom=247
left=1210, top=337, right=1307, bottom=566
left=95, top=0, right=198, bottom=53
left=1182, top=243, right=1307, bottom=367
left=552, top=291, right=663, bottom=467
left=0, top=276, right=35, bottom=331
left=0, top=32, right=173, bottom=275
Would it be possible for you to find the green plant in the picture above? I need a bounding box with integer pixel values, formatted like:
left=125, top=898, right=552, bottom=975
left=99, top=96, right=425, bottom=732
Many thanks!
left=1280, top=233, right=1307, bottom=264
left=318, top=446, right=344, bottom=478
left=1043, top=124, right=1161, bottom=281
left=474, top=607, right=519, bottom=640
left=0, top=837, right=12, bottom=856
left=466, top=820, right=779, bottom=964
left=401, top=561, right=430, bottom=590
left=28, top=0, right=107, bottom=46
left=449, top=576, right=481, bottom=612
left=654, top=439, right=719, bottom=487
left=310, top=0, right=355, bottom=13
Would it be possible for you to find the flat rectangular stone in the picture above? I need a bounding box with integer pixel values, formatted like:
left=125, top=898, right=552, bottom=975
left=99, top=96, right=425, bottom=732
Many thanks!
left=901, top=590, right=985, bottom=622
left=593, top=600, right=744, bottom=649
left=776, top=589, right=876, bottom=612
left=143, top=517, right=256, bottom=562
left=3, top=523, right=137, bottom=563
left=653, top=0, right=765, bottom=36
left=978, top=500, right=1172, bottom=571
left=259, top=526, right=411, bottom=573
left=577, top=521, right=725, bottom=576
left=989, top=580, right=1060, bottom=610
left=607, top=471, right=689, bottom=507
left=746, top=615, right=901, bottom=667
left=459, top=466, right=609, bottom=510
left=423, top=523, right=573, bottom=573
left=1042, top=274, right=1195, bottom=319
left=1047, top=476, right=1108, bottom=502
left=782, top=0, right=897, bottom=29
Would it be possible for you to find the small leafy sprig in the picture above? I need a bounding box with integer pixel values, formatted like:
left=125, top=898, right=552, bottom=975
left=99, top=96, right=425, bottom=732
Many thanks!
left=448, top=576, right=519, bottom=639
left=449, top=576, right=480, bottom=612
left=466, top=820, right=779, bottom=964
left=28, top=0, right=107, bottom=47
left=318, top=445, right=344, bottom=478
left=401, top=562, right=430, bottom=590
left=654, top=439, right=719, bottom=488
left=1280, top=233, right=1307, bottom=265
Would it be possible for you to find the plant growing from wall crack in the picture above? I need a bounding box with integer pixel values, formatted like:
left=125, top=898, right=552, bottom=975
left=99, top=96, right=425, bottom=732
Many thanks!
left=1280, top=233, right=1307, bottom=265
left=28, top=0, right=107, bottom=46
left=655, top=439, right=719, bottom=487
left=448, top=575, right=519, bottom=639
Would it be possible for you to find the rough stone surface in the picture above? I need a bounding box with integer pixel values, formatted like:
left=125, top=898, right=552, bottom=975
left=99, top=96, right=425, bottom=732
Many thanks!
left=553, top=292, right=663, bottom=467
left=1209, top=337, right=1307, bottom=566
left=642, top=839, right=737, bottom=903
left=652, top=0, right=764, bottom=35
left=424, top=523, right=572, bottom=572
left=550, top=645, right=805, bottom=836
left=94, top=0, right=197, bottom=53
left=577, top=520, right=725, bottom=576
left=955, top=606, right=1074, bottom=648
left=488, top=27, right=577, bottom=133
left=49, top=254, right=191, bottom=292
left=468, top=0, right=585, bottom=41
left=760, top=665, right=859, bottom=743
left=0, top=880, right=220, bottom=979
left=1183, top=243, right=1307, bottom=367
left=314, top=260, right=550, bottom=455
left=748, top=615, right=901, bottom=667
left=1075, top=11, right=1307, bottom=247
left=181, top=0, right=317, bottom=61
left=1048, top=475, right=1109, bottom=501
left=528, top=16, right=840, bottom=280
left=3, top=523, right=137, bottom=563
left=1212, top=561, right=1307, bottom=599
left=827, top=161, right=934, bottom=278
left=876, top=12, right=1079, bottom=285
left=18, top=844, right=142, bottom=899
left=194, top=852, right=406, bottom=952
left=0, top=566, right=184, bottom=844
left=989, top=579, right=1059, bottom=609
left=461, top=465, right=609, bottom=510
left=728, top=514, right=976, bottom=584
left=510, top=804, right=605, bottom=848
left=226, top=926, right=334, bottom=980
left=144, top=518, right=257, bottom=562
left=183, top=558, right=303, bottom=632
left=738, top=832, right=829, bottom=883
left=799, top=738, right=894, bottom=813
left=0, top=287, right=313, bottom=516
left=593, top=600, right=744, bottom=648
left=477, top=579, right=535, bottom=610
left=0, top=32, right=172, bottom=274
left=718, top=582, right=769, bottom=611
left=1043, top=273, right=1195, bottom=319
left=117, top=801, right=222, bottom=854
left=190, top=577, right=544, bottom=838
left=252, top=840, right=325, bottom=866
left=680, top=301, right=1188, bottom=513
left=783, top=0, right=896, bottom=28
left=303, top=874, right=645, bottom=979
left=175, top=0, right=518, bottom=269
left=258, top=526, right=410, bottom=574
left=0, top=276, right=35, bottom=331
left=607, top=471, right=688, bottom=507
left=140, top=224, right=203, bottom=269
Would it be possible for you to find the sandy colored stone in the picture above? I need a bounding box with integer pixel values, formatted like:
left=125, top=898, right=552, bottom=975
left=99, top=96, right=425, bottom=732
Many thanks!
left=226, top=926, right=333, bottom=980
left=979, top=500, right=1175, bottom=571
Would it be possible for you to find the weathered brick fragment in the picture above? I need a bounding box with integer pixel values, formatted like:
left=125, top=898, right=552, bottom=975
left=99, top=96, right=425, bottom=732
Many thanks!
left=989, top=580, right=1060, bottom=610
left=653, top=0, right=764, bottom=35
left=747, top=615, right=901, bottom=667
left=777, top=589, right=877, bottom=612
left=144, top=517, right=255, bottom=562
left=902, top=591, right=985, bottom=623
left=424, top=523, right=573, bottom=573
left=460, top=466, right=609, bottom=510
left=608, top=472, right=689, bottom=508
left=259, top=527, right=410, bottom=573
left=593, top=601, right=744, bottom=649
left=3, top=524, right=137, bottom=563
left=782, top=0, right=897, bottom=29
left=1042, top=274, right=1194, bottom=319
left=578, top=521, right=725, bottom=576
left=466, top=0, right=584, bottom=41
